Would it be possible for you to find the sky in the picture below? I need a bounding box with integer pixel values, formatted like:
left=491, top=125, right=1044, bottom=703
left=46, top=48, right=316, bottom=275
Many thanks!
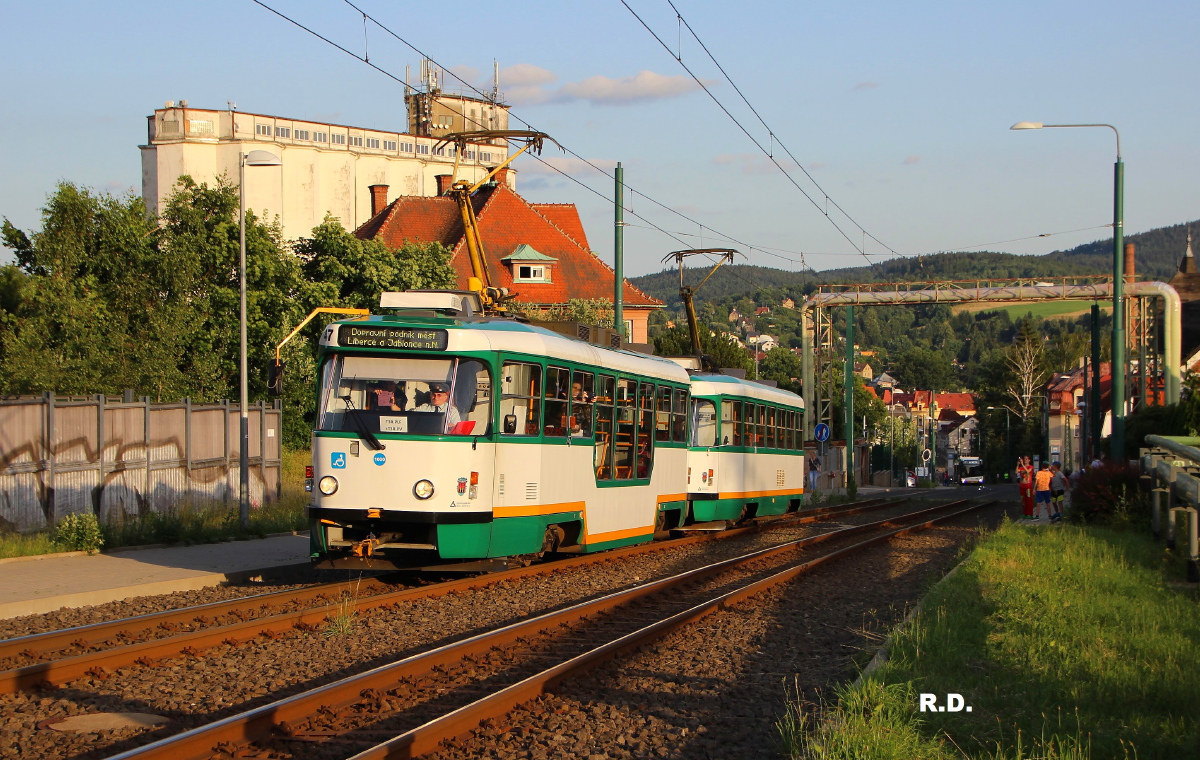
left=2, top=0, right=1198, bottom=277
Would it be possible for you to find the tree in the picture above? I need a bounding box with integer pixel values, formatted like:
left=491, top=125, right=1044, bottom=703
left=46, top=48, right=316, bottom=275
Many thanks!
left=759, top=346, right=801, bottom=392
left=891, top=346, right=958, bottom=391
left=653, top=325, right=754, bottom=374
left=295, top=214, right=455, bottom=311
left=1005, top=321, right=1048, bottom=421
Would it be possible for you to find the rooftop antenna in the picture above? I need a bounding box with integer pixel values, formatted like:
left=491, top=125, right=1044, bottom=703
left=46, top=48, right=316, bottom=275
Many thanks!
left=227, top=100, right=237, bottom=111
left=492, top=60, right=499, bottom=102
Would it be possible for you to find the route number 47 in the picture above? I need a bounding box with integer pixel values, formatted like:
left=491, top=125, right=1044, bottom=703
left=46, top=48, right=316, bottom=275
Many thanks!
left=920, top=693, right=972, bottom=713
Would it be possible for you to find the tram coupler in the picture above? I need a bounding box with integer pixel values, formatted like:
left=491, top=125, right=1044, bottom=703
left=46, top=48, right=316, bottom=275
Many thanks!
left=351, top=535, right=380, bottom=558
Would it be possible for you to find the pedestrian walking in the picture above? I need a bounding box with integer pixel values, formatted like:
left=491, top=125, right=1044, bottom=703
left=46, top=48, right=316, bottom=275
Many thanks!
left=1050, top=462, right=1068, bottom=523
left=1034, top=461, right=1053, bottom=522
left=807, top=455, right=820, bottom=493
left=1017, top=456, right=1035, bottom=521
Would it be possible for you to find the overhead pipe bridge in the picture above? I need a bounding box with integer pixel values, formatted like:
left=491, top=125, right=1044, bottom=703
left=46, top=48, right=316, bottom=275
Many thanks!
left=793, top=276, right=1181, bottom=441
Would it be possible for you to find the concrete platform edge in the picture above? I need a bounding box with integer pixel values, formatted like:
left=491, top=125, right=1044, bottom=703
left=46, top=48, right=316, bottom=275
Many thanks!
left=0, top=561, right=313, bottom=621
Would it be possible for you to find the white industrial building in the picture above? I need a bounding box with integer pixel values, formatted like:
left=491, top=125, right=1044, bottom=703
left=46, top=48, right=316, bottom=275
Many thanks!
left=140, top=92, right=513, bottom=241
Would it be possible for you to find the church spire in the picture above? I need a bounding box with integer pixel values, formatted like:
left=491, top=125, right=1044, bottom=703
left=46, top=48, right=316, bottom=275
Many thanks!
left=1181, top=226, right=1196, bottom=274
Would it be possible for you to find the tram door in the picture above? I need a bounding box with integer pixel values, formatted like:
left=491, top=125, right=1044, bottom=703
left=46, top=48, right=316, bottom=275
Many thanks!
left=690, top=398, right=719, bottom=495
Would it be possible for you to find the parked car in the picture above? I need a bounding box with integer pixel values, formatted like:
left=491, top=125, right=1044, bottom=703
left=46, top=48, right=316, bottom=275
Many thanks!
left=905, top=470, right=917, bottom=488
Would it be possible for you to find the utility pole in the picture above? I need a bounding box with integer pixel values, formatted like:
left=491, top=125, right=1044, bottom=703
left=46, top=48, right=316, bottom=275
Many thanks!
left=1091, top=303, right=1102, bottom=459
left=844, top=306, right=855, bottom=490
left=1112, top=153, right=1125, bottom=460
left=614, top=163, right=624, bottom=339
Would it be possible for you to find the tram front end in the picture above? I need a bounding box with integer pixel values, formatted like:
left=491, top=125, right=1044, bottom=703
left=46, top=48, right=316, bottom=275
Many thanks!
left=307, top=318, right=499, bottom=570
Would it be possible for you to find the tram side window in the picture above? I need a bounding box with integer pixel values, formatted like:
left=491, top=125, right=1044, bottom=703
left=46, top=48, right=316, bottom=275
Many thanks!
left=743, top=403, right=756, bottom=448
left=672, top=388, right=689, bottom=443
left=766, top=407, right=777, bottom=448
left=656, top=386, right=673, bottom=442
left=693, top=399, right=718, bottom=448
left=501, top=362, right=541, bottom=436
left=614, top=379, right=638, bottom=479
left=638, top=384, right=656, bottom=478
left=571, top=371, right=595, bottom=438
left=792, top=410, right=800, bottom=449
left=784, top=410, right=794, bottom=450
left=755, top=404, right=766, bottom=447
left=544, top=366, right=571, bottom=437
left=794, top=410, right=803, bottom=450
left=731, top=400, right=744, bottom=446
left=594, top=375, right=616, bottom=478
left=721, top=400, right=736, bottom=446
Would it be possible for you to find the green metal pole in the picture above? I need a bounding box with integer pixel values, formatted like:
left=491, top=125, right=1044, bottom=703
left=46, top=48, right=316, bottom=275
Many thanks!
left=613, top=163, right=624, bottom=339
left=1091, top=304, right=1101, bottom=461
left=844, top=306, right=855, bottom=488
left=1111, top=159, right=1125, bottom=460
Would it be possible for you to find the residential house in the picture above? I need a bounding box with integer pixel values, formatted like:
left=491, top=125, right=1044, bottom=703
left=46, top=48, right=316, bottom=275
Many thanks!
left=853, top=361, right=874, bottom=380
left=355, top=169, right=662, bottom=342
left=728, top=308, right=742, bottom=323
left=781, top=296, right=795, bottom=309
left=1044, top=362, right=1112, bottom=471
left=755, top=306, right=771, bottom=316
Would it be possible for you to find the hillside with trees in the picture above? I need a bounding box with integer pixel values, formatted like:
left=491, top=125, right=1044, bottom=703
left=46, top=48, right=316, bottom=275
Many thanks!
left=631, top=219, right=1198, bottom=304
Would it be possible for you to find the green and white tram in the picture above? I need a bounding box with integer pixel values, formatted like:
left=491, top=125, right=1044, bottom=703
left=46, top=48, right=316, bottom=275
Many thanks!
left=307, top=293, right=693, bottom=569
left=686, top=375, right=806, bottom=522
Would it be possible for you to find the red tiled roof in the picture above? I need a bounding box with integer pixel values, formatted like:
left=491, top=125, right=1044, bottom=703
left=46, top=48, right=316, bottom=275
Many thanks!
left=935, top=392, right=976, bottom=413
left=356, top=185, right=661, bottom=308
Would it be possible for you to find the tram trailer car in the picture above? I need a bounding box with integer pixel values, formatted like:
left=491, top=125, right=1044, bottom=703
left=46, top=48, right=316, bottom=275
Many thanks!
left=307, top=295, right=804, bottom=570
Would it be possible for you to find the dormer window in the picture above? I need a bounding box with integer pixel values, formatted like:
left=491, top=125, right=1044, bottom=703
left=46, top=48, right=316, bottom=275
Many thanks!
left=517, top=265, right=549, bottom=282
left=502, top=244, right=558, bottom=284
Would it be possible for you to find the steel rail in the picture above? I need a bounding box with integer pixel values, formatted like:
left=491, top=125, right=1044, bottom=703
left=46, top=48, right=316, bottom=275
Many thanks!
left=350, top=500, right=995, bottom=760
left=0, top=496, right=899, bottom=665
left=102, top=498, right=976, bottom=760
left=0, top=496, right=911, bottom=692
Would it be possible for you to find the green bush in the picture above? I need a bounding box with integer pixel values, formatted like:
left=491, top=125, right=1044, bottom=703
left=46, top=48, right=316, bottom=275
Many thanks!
left=52, top=512, right=104, bottom=553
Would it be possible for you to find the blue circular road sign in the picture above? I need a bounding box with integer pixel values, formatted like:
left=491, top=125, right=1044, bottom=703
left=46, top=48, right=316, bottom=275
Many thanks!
left=814, top=423, right=830, bottom=442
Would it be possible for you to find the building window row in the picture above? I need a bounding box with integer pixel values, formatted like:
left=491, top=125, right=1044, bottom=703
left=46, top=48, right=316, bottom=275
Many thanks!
left=247, top=123, right=499, bottom=162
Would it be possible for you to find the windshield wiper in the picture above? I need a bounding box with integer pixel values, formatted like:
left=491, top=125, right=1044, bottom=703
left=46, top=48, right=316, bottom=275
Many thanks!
left=339, top=395, right=386, bottom=451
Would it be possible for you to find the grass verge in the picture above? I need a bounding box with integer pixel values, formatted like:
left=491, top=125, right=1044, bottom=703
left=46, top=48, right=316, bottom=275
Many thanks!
left=0, top=448, right=312, bottom=557
left=779, top=518, right=1200, bottom=759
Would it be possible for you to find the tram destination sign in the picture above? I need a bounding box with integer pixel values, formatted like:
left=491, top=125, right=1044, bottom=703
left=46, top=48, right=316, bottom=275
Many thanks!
left=339, top=325, right=448, bottom=351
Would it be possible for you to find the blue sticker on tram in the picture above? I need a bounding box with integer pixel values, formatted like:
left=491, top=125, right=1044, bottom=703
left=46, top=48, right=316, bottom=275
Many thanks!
left=373, top=453, right=386, bottom=466
left=330, top=452, right=347, bottom=469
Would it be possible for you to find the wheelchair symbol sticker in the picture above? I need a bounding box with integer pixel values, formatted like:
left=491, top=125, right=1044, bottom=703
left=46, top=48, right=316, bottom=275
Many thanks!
left=330, top=452, right=347, bottom=469
left=373, top=453, right=386, bottom=466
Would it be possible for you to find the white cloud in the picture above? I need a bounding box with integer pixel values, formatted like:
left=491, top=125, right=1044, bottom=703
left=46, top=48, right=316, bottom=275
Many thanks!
left=515, top=156, right=612, bottom=177
left=557, top=70, right=700, bottom=105
left=497, top=65, right=703, bottom=107
left=903, top=155, right=921, bottom=165
left=853, top=81, right=878, bottom=91
left=499, top=63, right=557, bottom=87
left=448, top=65, right=481, bottom=85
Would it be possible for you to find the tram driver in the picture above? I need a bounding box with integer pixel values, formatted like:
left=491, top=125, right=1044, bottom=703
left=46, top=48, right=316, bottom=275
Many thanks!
left=411, top=382, right=462, bottom=432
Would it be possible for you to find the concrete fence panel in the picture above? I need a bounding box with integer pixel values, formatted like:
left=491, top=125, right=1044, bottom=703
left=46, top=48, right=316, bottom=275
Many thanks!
left=0, top=393, right=283, bottom=532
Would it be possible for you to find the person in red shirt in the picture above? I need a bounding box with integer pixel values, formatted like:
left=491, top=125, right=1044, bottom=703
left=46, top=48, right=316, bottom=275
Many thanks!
left=1017, top=456, right=1035, bottom=520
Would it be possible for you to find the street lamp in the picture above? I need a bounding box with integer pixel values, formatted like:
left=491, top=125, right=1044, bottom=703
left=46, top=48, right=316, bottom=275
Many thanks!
left=1010, top=121, right=1125, bottom=460
left=239, top=149, right=282, bottom=528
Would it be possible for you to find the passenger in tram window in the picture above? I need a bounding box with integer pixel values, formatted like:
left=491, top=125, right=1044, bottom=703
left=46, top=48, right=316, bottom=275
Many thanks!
left=367, top=380, right=405, bottom=411
left=411, top=382, right=461, bottom=431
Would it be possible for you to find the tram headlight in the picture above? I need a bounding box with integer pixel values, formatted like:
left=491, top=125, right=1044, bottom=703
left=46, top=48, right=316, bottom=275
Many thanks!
left=318, top=476, right=339, bottom=496
left=413, top=479, right=435, bottom=500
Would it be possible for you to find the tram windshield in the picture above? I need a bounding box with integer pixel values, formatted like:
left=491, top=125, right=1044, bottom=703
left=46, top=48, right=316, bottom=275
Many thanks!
left=318, top=354, right=493, bottom=436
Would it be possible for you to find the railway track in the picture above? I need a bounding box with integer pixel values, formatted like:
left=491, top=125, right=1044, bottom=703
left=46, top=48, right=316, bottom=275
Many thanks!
left=0, top=495, right=914, bottom=691
left=102, top=496, right=991, bottom=760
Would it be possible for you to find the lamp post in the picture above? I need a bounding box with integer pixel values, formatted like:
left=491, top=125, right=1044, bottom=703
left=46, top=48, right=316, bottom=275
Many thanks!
left=238, top=150, right=282, bottom=528
left=1011, top=121, right=1124, bottom=460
